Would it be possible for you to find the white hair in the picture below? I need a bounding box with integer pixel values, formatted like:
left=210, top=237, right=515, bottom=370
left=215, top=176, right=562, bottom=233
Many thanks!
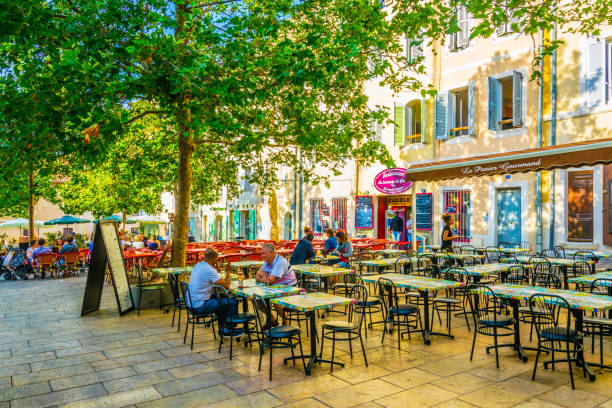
left=262, top=243, right=276, bottom=253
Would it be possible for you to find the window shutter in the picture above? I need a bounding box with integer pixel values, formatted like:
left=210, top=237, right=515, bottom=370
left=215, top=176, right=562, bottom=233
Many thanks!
left=434, top=92, right=449, bottom=140
left=421, top=98, right=427, bottom=143
left=468, top=80, right=475, bottom=136
left=585, top=40, right=605, bottom=107
left=405, top=104, right=413, bottom=140
left=512, top=70, right=523, bottom=127
left=457, top=7, right=470, bottom=48
left=393, top=104, right=405, bottom=146
left=488, top=77, right=498, bottom=131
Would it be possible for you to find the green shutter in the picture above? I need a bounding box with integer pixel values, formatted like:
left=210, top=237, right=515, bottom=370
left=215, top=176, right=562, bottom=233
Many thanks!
left=233, top=210, right=240, bottom=238
left=488, top=77, right=498, bottom=131
left=512, top=70, right=523, bottom=127
left=421, top=98, right=427, bottom=143
left=434, top=92, right=449, bottom=140
left=468, top=80, right=475, bottom=136
left=249, top=210, right=256, bottom=240
left=394, top=104, right=404, bottom=146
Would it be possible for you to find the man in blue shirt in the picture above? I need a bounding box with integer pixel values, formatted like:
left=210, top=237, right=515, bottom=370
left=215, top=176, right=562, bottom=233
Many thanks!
left=289, top=233, right=316, bottom=266
left=187, top=248, right=237, bottom=322
left=324, top=228, right=337, bottom=253
left=256, top=243, right=297, bottom=326
left=59, top=235, right=78, bottom=255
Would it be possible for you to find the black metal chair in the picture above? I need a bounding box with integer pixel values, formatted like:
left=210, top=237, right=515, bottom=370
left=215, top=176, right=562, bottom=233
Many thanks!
left=553, top=246, right=566, bottom=258
left=213, top=285, right=256, bottom=360
left=179, top=281, right=217, bottom=350
left=570, top=260, right=591, bottom=280
left=461, top=244, right=477, bottom=255
left=573, top=250, right=596, bottom=262
left=252, top=294, right=305, bottom=381
left=467, top=284, right=516, bottom=368
left=583, top=279, right=612, bottom=368
left=378, top=277, right=422, bottom=349
left=485, top=247, right=501, bottom=263
left=287, top=276, right=320, bottom=336
left=532, top=271, right=562, bottom=289
left=136, top=265, right=165, bottom=316
left=505, top=265, right=527, bottom=285
left=500, top=255, right=519, bottom=264
left=462, top=255, right=479, bottom=267
left=433, top=267, right=471, bottom=334
left=167, top=273, right=186, bottom=331
left=452, top=246, right=463, bottom=254
left=319, top=284, right=369, bottom=371
left=352, top=276, right=383, bottom=337
left=540, top=248, right=559, bottom=259
left=530, top=293, right=584, bottom=389
left=333, top=270, right=359, bottom=296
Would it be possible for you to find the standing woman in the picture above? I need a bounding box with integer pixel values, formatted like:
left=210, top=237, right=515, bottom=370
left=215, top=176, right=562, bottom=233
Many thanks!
left=333, top=231, right=353, bottom=268
left=441, top=214, right=457, bottom=252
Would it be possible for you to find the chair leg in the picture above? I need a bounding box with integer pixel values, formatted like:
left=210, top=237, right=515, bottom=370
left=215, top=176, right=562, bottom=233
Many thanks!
left=330, top=331, right=336, bottom=372
left=319, top=327, right=326, bottom=363
left=532, top=342, right=541, bottom=381
left=138, top=287, right=142, bottom=316
left=359, top=331, right=368, bottom=367
left=289, top=337, right=296, bottom=367
left=297, top=332, right=306, bottom=371
left=191, top=318, right=195, bottom=350
left=177, top=308, right=182, bottom=332
left=269, top=337, right=273, bottom=381
left=258, top=339, right=264, bottom=372
left=493, top=327, right=500, bottom=369
left=470, top=328, right=477, bottom=361
left=348, top=331, right=353, bottom=359
left=172, top=307, right=176, bottom=327
left=183, top=318, right=189, bottom=344
left=567, top=343, right=575, bottom=389
left=229, top=333, right=234, bottom=360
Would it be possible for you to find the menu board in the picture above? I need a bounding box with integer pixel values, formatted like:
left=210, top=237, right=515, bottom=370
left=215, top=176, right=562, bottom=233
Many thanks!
left=415, top=193, right=433, bottom=231
left=355, top=195, right=374, bottom=229
left=81, top=220, right=135, bottom=316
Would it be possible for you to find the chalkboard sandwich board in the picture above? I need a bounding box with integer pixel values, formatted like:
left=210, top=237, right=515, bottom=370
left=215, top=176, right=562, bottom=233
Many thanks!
left=81, top=220, right=135, bottom=316
left=415, top=193, right=433, bottom=231
left=355, top=195, right=374, bottom=229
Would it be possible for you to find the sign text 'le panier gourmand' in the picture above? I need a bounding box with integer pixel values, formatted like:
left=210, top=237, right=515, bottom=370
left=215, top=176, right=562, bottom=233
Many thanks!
left=460, top=158, right=542, bottom=176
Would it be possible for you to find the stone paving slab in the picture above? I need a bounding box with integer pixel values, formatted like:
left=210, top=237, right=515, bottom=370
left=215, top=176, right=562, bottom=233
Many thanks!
left=0, top=276, right=610, bottom=408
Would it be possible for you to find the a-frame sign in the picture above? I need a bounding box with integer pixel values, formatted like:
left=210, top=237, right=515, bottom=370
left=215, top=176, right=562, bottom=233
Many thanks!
left=81, top=220, right=135, bottom=316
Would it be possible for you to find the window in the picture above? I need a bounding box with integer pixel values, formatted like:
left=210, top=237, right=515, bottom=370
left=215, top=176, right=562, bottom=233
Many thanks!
left=370, top=119, right=383, bottom=142
left=310, top=198, right=325, bottom=235
left=567, top=171, right=593, bottom=242
left=406, top=34, right=424, bottom=63
left=449, top=6, right=470, bottom=52
left=434, top=81, right=474, bottom=140
left=488, top=71, right=523, bottom=131
left=332, top=197, right=348, bottom=230
left=394, top=100, right=427, bottom=145
left=496, top=0, right=520, bottom=36
left=443, top=190, right=471, bottom=242
left=584, top=37, right=612, bottom=107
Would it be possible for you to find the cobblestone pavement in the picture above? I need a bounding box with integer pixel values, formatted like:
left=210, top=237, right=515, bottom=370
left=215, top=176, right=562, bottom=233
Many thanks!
left=0, top=275, right=610, bottom=408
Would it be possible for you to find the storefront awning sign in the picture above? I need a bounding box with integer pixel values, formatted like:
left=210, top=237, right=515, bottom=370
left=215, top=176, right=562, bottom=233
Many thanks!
left=374, top=168, right=413, bottom=194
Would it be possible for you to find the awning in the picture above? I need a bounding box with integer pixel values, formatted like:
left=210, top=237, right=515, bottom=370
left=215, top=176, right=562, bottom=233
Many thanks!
left=404, top=138, right=612, bottom=182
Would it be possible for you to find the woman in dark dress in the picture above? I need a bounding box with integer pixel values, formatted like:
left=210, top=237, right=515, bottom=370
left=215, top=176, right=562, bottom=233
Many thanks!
left=441, top=214, right=457, bottom=252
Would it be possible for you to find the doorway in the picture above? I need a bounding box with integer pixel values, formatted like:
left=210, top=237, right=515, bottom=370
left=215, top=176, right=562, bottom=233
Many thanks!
left=496, top=188, right=521, bottom=245
left=283, top=212, right=292, bottom=241
left=604, top=165, right=612, bottom=246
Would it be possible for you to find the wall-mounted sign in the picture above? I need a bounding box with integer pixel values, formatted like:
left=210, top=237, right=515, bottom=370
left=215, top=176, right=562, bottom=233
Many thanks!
left=374, top=168, right=413, bottom=195
left=355, top=195, right=374, bottom=229
left=386, top=195, right=412, bottom=207
left=415, top=193, right=433, bottom=231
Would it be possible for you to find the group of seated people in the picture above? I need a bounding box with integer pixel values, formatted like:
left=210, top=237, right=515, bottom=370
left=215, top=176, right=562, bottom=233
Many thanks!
left=26, top=235, right=79, bottom=265
left=118, top=233, right=164, bottom=251
left=288, top=226, right=353, bottom=268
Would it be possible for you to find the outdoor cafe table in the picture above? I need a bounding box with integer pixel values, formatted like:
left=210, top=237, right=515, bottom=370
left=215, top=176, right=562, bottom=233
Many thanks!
left=483, top=283, right=612, bottom=379
left=568, top=272, right=612, bottom=293
left=270, top=292, right=355, bottom=374
left=564, top=249, right=611, bottom=261
left=475, top=247, right=531, bottom=255
left=515, top=256, right=596, bottom=289
left=291, top=264, right=350, bottom=292
left=360, top=273, right=464, bottom=345
left=230, top=260, right=264, bottom=278
left=459, top=263, right=531, bottom=283
left=428, top=252, right=486, bottom=266
left=310, top=254, right=340, bottom=263
left=370, top=249, right=408, bottom=257
left=357, top=257, right=420, bottom=274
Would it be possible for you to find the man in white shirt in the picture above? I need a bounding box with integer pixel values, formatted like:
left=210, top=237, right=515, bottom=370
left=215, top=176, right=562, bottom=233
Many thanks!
left=187, top=248, right=236, bottom=319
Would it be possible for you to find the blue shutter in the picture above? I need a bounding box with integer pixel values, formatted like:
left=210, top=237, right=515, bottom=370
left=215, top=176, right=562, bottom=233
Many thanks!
left=468, top=81, right=475, bottom=136
left=586, top=40, right=604, bottom=107
left=394, top=104, right=404, bottom=146
left=421, top=98, right=427, bottom=143
left=488, top=77, right=498, bottom=131
left=434, top=92, right=449, bottom=140
left=512, top=70, right=523, bottom=127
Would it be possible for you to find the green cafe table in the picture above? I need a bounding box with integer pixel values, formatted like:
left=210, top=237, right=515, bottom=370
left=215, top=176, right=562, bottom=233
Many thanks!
left=459, top=263, right=531, bottom=284
left=292, top=264, right=350, bottom=292
left=310, top=255, right=340, bottom=263
left=475, top=247, right=531, bottom=255
left=370, top=249, right=409, bottom=257
left=564, top=249, right=610, bottom=261
left=230, top=260, right=264, bottom=278
left=153, top=266, right=193, bottom=277
left=357, top=257, right=419, bottom=275
left=230, top=284, right=303, bottom=300
left=270, top=292, right=355, bottom=374
left=568, top=272, right=612, bottom=293
left=483, top=283, right=612, bottom=379
left=360, top=274, right=464, bottom=345
left=515, top=256, right=596, bottom=289
left=429, top=252, right=486, bottom=267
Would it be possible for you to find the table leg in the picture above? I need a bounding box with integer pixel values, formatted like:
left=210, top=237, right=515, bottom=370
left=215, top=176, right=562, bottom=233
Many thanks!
left=562, top=265, right=569, bottom=290
left=423, top=291, right=431, bottom=345
left=510, top=299, right=528, bottom=362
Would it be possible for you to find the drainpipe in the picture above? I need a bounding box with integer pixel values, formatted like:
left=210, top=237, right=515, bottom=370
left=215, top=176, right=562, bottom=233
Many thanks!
left=298, top=150, right=304, bottom=236
left=549, top=22, right=558, bottom=249
left=536, top=29, right=544, bottom=253
left=293, top=148, right=298, bottom=240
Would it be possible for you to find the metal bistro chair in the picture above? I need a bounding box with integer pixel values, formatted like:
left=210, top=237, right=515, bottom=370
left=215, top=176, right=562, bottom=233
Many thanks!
left=179, top=281, right=218, bottom=350
left=553, top=246, right=566, bottom=258
left=461, top=244, right=477, bottom=255
left=319, top=284, right=369, bottom=371
left=467, top=284, right=516, bottom=369
left=136, top=265, right=165, bottom=316
left=352, top=276, right=384, bottom=337
left=433, top=267, right=471, bottom=333
left=213, top=285, right=256, bottom=360
left=252, top=294, right=305, bottom=381
left=505, top=265, right=528, bottom=285
left=519, top=271, right=561, bottom=342
left=333, top=270, right=359, bottom=297
left=485, top=247, right=502, bottom=264
left=573, top=250, right=596, bottom=263
left=378, top=277, right=422, bottom=349
left=530, top=293, right=584, bottom=389
left=540, top=248, right=559, bottom=259
left=167, top=272, right=186, bottom=331
left=287, top=275, right=320, bottom=336
left=583, top=278, right=612, bottom=368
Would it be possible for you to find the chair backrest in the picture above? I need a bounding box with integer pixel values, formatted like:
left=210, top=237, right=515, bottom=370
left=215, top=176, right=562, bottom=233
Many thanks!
left=573, top=251, right=595, bottom=262
left=485, top=247, right=501, bottom=263
left=460, top=244, right=476, bottom=255
left=467, top=284, right=504, bottom=332
left=540, top=249, right=558, bottom=259
left=500, top=255, right=518, bottom=264
left=167, top=274, right=182, bottom=305
left=179, top=281, right=193, bottom=313
left=528, top=293, right=569, bottom=338
left=344, top=272, right=358, bottom=285
left=304, top=275, right=322, bottom=293
left=590, top=278, right=612, bottom=296
left=553, top=246, right=566, bottom=258
left=533, top=272, right=561, bottom=288
left=349, top=284, right=368, bottom=327
left=212, top=285, right=233, bottom=328
left=505, top=265, right=526, bottom=284
left=462, top=255, right=478, bottom=266
left=36, top=253, right=55, bottom=267
left=572, top=260, right=591, bottom=277
left=61, top=252, right=79, bottom=264
left=378, top=277, right=398, bottom=312
left=443, top=267, right=469, bottom=284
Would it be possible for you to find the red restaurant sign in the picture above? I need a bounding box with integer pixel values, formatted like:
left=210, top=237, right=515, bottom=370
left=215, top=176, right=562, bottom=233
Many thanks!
left=374, top=168, right=413, bottom=194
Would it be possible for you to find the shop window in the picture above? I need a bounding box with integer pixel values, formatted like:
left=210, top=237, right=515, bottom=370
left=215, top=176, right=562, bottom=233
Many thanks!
left=568, top=171, right=593, bottom=242
left=405, top=100, right=422, bottom=144
left=442, top=190, right=471, bottom=242
left=332, top=197, right=348, bottom=230
left=488, top=71, right=523, bottom=131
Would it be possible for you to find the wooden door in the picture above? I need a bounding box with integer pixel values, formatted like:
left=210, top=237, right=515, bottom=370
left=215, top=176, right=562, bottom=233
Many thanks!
left=567, top=171, right=593, bottom=242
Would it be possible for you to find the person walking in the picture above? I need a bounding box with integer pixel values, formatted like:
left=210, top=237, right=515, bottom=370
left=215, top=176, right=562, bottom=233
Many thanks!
left=389, top=211, right=404, bottom=248
left=441, top=214, right=458, bottom=252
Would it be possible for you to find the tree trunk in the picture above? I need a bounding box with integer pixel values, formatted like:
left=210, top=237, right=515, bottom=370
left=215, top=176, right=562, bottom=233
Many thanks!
left=28, top=172, right=34, bottom=239
left=121, top=210, right=127, bottom=235
left=171, top=120, right=194, bottom=267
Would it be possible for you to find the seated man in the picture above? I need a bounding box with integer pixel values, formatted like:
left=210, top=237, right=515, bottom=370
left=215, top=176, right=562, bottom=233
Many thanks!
left=289, top=232, right=316, bottom=265
left=187, top=248, right=237, bottom=333
left=31, top=238, right=52, bottom=265
left=255, top=243, right=297, bottom=326
left=59, top=235, right=78, bottom=255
